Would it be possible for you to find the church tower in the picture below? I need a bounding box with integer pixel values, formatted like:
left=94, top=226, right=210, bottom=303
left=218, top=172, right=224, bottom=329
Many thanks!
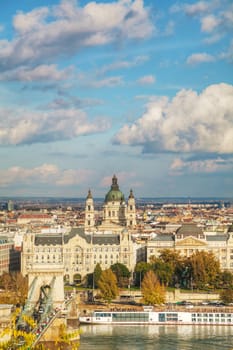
left=127, top=189, right=137, bottom=227
left=102, top=175, right=127, bottom=227
left=84, top=189, right=95, bottom=232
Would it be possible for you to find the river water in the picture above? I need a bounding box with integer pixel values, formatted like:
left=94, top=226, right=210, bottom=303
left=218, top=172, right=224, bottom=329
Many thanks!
left=79, top=324, right=233, bottom=350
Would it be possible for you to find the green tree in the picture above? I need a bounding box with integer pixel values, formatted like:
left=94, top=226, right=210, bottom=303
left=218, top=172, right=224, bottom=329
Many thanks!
left=220, top=288, right=233, bottom=305
left=134, top=261, right=151, bottom=287
left=110, top=263, right=130, bottom=287
left=93, top=263, right=102, bottom=289
left=158, top=249, right=184, bottom=287
left=219, top=270, right=233, bottom=289
left=97, top=269, right=118, bottom=303
left=150, top=257, right=173, bottom=286
left=141, top=270, right=165, bottom=305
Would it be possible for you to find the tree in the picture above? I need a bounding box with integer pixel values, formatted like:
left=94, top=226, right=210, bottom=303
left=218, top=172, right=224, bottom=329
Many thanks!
left=12, top=272, right=28, bottom=304
left=134, top=262, right=151, bottom=287
left=158, top=249, right=184, bottom=287
left=0, top=271, right=12, bottom=291
left=97, top=269, right=118, bottom=303
left=188, top=251, right=220, bottom=289
left=150, top=257, right=173, bottom=286
left=110, top=263, right=130, bottom=287
left=0, top=272, right=28, bottom=305
left=219, top=271, right=233, bottom=289
left=220, top=288, right=233, bottom=305
left=141, top=270, right=165, bottom=305
left=93, top=263, right=102, bottom=289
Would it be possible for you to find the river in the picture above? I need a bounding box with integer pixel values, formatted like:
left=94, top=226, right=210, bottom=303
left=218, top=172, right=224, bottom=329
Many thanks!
left=79, top=324, right=233, bottom=350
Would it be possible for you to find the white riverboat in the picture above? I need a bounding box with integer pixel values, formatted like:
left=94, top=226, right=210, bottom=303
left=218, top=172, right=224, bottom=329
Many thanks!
left=79, top=307, right=233, bottom=326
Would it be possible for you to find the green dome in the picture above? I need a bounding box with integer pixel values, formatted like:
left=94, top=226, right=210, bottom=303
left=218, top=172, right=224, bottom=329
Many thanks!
left=105, top=175, right=125, bottom=203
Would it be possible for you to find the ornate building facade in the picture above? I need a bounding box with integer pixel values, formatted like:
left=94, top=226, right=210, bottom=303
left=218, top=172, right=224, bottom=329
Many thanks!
left=85, top=174, right=137, bottom=232
left=146, top=223, right=233, bottom=271
left=21, top=175, right=137, bottom=282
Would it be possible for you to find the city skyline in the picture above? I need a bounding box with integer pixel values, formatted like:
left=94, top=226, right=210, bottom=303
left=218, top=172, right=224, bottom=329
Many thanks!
left=0, top=0, right=232, bottom=198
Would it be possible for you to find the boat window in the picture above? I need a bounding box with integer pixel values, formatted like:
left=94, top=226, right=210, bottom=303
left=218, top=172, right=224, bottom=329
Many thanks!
left=158, top=313, right=166, bottom=322
left=95, top=312, right=111, bottom=317
left=112, top=312, right=149, bottom=322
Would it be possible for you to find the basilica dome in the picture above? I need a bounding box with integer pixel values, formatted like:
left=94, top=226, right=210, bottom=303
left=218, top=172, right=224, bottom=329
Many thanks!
left=104, top=175, right=125, bottom=203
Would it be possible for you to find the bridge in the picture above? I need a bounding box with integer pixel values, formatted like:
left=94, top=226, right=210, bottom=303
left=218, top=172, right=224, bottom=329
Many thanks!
left=13, top=263, right=78, bottom=348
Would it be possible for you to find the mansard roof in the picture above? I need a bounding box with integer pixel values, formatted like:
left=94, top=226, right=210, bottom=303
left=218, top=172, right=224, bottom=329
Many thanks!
left=150, top=234, right=174, bottom=241
left=35, top=234, right=63, bottom=246
left=176, top=223, right=203, bottom=237
left=93, top=234, right=120, bottom=245
left=68, top=227, right=121, bottom=245
left=64, top=227, right=86, bottom=243
left=206, top=235, right=228, bottom=241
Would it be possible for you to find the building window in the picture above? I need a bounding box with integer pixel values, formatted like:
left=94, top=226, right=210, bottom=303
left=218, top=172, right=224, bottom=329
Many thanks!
left=88, top=205, right=91, bottom=211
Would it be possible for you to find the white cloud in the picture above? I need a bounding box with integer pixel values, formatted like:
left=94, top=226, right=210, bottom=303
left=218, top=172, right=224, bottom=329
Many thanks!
left=164, top=20, right=175, bottom=36
left=114, top=83, right=233, bottom=154
left=0, top=0, right=154, bottom=72
left=13, top=7, right=49, bottom=34
left=219, top=39, right=233, bottom=63
left=186, top=52, right=215, bottom=65
left=0, top=64, right=73, bottom=81
left=0, top=108, right=111, bottom=145
left=184, top=1, right=211, bottom=16
left=99, top=55, right=149, bottom=74
left=170, top=157, right=232, bottom=174
left=137, top=75, right=155, bottom=85
left=201, top=14, right=220, bottom=32
left=87, top=76, right=123, bottom=88
left=0, top=164, right=92, bottom=187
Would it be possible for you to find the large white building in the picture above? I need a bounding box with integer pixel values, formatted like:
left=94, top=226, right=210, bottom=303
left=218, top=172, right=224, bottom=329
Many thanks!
left=21, top=176, right=233, bottom=282
left=21, top=175, right=138, bottom=282
left=146, top=223, right=233, bottom=271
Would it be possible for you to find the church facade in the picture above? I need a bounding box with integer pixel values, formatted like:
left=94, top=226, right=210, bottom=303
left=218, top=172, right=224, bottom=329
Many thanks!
left=21, top=175, right=138, bottom=282
left=84, top=174, right=137, bottom=232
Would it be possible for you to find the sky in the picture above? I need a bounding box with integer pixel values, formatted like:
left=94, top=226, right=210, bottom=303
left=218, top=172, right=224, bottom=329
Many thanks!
left=0, top=0, right=232, bottom=199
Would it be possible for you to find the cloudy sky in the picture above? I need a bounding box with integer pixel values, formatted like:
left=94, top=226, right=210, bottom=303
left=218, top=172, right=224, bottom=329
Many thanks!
left=0, top=0, right=232, bottom=198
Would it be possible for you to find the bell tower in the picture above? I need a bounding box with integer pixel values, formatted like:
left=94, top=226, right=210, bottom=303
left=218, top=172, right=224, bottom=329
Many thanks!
left=127, top=189, right=137, bottom=227
left=85, top=189, right=95, bottom=232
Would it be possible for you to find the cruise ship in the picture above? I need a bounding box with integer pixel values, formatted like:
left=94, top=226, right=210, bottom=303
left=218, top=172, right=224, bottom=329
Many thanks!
left=79, top=307, right=233, bottom=326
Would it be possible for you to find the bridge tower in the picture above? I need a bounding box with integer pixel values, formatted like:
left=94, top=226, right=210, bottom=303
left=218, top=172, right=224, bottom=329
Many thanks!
left=27, top=262, right=65, bottom=309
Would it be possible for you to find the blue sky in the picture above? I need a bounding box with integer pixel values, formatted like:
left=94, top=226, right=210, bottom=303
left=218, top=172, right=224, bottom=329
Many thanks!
left=0, top=0, right=232, bottom=198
